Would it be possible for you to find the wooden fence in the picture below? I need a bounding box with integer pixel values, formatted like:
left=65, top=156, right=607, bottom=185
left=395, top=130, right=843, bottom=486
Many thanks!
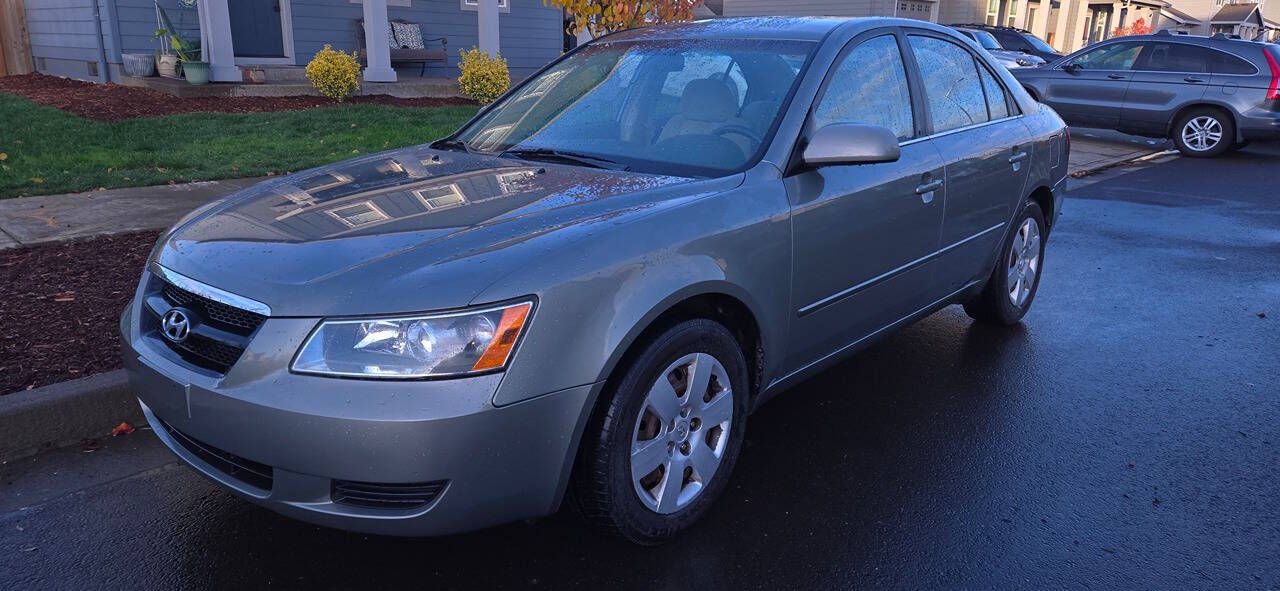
left=0, top=0, right=34, bottom=77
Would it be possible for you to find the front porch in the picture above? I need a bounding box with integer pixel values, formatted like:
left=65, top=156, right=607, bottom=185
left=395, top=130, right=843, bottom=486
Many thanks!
left=115, top=65, right=462, bottom=99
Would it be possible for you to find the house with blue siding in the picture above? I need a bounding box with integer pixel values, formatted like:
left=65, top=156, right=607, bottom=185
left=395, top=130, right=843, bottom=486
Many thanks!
left=23, top=0, right=564, bottom=86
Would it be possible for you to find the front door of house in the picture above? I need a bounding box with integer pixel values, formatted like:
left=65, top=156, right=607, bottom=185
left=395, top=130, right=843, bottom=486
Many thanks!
left=229, top=0, right=286, bottom=58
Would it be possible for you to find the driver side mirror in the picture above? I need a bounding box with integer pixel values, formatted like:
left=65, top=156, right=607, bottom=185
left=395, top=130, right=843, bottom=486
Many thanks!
left=802, top=124, right=900, bottom=167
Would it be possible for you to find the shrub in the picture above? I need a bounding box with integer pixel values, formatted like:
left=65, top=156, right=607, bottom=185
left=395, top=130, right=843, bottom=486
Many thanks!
left=306, top=45, right=361, bottom=102
left=457, top=48, right=510, bottom=104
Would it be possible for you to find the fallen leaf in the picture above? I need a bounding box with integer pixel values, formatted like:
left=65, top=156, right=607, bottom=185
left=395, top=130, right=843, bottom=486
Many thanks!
left=0, top=152, right=7, bottom=160
left=30, top=177, right=43, bottom=184
left=350, top=123, right=357, bottom=128
left=351, top=149, right=360, bottom=154
left=52, top=291, right=76, bottom=302
left=111, top=422, right=135, bottom=437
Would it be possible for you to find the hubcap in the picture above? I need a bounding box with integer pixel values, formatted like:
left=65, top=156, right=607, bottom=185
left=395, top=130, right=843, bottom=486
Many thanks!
left=1007, top=217, right=1041, bottom=307
left=1181, top=116, right=1222, bottom=152
left=631, top=352, right=733, bottom=514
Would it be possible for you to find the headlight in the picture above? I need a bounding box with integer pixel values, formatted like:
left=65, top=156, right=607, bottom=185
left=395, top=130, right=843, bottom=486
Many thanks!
left=291, top=300, right=533, bottom=378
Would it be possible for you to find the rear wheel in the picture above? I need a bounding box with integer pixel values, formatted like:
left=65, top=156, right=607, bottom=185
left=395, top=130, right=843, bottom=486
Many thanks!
left=571, top=319, right=749, bottom=545
left=1172, top=108, right=1234, bottom=158
left=964, top=200, right=1046, bottom=325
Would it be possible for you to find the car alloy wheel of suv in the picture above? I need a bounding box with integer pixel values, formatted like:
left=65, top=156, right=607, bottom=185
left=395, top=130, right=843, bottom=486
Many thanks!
left=1174, top=108, right=1234, bottom=157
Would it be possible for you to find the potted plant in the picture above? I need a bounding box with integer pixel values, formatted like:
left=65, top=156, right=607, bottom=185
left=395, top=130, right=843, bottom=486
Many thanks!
left=152, top=3, right=205, bottom=83
left=122, top=53, right=156, bottom=77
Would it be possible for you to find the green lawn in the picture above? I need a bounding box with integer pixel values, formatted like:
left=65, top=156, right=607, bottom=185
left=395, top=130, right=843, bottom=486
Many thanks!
left=0, top=92, right=478, bottom=198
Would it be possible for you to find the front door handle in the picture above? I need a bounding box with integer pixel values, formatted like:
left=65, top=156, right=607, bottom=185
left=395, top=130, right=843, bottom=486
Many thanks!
left=1184, top=76, right=1205, bottom=83
left=915, top=179, right=943, bottom=195
left=1107, top=73, right=1127, bottom=80
left=1008, top=151, right=1028, bottom=163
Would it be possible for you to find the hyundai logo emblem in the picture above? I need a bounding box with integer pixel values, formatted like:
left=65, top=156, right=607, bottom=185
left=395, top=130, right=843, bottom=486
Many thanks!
left=161, top=308, right=192, bottom=343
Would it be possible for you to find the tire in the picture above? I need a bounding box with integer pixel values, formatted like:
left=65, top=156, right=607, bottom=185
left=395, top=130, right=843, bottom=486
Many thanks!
left=570, top=318, right=749, bottom=545
left=1171, top=107, right=1234, bottom=158
left=964, top=200, right=1047, bottom=326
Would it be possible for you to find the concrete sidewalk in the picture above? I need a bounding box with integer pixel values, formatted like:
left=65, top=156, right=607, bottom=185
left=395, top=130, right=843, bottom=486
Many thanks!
left=0, top=129, right=1167, bottom=250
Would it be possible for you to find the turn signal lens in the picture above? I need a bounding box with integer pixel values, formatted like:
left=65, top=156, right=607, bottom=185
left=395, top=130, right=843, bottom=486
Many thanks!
left=472, top=302, right=532, bottom=371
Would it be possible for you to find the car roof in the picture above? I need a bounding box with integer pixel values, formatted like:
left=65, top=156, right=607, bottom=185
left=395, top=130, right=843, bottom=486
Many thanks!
left=1109, top=31, right=1274, bottom=49
left=602, top=16, right=952, bottom=43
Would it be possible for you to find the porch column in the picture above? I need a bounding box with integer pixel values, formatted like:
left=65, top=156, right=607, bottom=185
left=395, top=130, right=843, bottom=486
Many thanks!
left=362, top=0, right=397, bottom=82
left=1031, top=1, right=1051, bottom=39
left=478, top=0, right=500, bottom=58
left=1051, top=0, right=1073, bottom=52
left=198, top=0, right=239, bottom=82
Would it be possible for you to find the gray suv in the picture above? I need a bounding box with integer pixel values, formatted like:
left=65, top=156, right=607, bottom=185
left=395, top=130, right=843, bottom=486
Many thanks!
left=121, top=17, right=1068, bottom=544
left=1013, top=31, right=1280, bottom=157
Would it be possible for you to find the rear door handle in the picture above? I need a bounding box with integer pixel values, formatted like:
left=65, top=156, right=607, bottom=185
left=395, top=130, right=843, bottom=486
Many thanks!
left=1184, top=76, right=1205, bottom=83
left=915, top=179, right=943, bottom=195
left=1008, top=152, right=1028, bottom=163
left=1107, top=73, right=1127, bottom=80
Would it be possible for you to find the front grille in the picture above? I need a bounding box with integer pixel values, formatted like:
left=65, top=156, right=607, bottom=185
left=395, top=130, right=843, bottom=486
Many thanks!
left=162, top=282, right=266, bottom=334
left=165, top=331, right=244, bottom=372
left=160, top=419, right=273, bottom=491
left=331, top=479, right=448, bottom=511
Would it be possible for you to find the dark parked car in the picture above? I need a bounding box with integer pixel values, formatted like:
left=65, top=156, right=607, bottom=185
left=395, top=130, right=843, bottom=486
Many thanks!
left=121, top=17, right=1069, bottom=545
left=954, top=27, right=1048, bottom=69
left=1013, top=31, right=1280, bottom=157
left=947, top=23, right=1062, bottom=62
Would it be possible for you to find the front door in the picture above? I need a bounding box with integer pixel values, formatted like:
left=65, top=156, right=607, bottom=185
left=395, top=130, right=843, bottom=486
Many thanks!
left=1044, top=40, right=1145, bottom=127
left=229, top=0, right=286, bottom=59
left=905, top=33, right=1032, bottom=293
left=785, top=33, right=944, bottom=370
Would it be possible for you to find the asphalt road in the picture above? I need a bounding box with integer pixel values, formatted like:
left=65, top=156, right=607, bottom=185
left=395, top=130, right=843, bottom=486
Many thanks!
left=3, top=143, right=1278, bottom=590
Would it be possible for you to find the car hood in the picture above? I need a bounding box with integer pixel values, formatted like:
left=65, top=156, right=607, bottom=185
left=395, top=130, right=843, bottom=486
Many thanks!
left=990, top=49, right=1045, bottom=64
left=153, top=145, right=733, bottom=316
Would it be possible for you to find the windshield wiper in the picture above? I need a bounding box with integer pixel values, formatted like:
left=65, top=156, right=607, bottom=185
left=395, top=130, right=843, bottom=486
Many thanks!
left=502, top=147, right=630, bottom=171
left=432, top=138, right=478, bottom=154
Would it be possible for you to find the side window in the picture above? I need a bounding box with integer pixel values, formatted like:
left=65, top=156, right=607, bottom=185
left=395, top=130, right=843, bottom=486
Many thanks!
left=1140, top=43, right=1209, bottom=73
left=993, top=31, right=1029, bottom=51
left=1069, top=42, right=1144, bottom=70
left=1209, top=50, right=1257, bottom=74
left=908, top=35, right=989, bottom=133
left=813, top=35, right=915, bottom=140
left=977, top=64, right=1010, bottom=120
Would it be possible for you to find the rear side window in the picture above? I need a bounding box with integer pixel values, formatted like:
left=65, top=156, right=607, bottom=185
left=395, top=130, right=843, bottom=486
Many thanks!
left=977, top=64, right=1010, bottom=120
left=909, top=35, right=989, bottom=132
left=991, top=30, right=1029, bottom=52
left=1140, top=43, right=1210, bottom=73
left=1209, top=50, right=1257, bottom=74
left=813, top=35, right=915, bottom=140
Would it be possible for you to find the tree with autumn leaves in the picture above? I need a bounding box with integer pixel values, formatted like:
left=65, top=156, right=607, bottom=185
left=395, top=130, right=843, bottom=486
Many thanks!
left=1112, top=18, right=1154, bottom=38
left=544, top=0, right=704, bottom=39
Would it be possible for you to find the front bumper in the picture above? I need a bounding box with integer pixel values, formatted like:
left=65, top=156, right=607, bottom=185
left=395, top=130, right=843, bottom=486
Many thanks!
left=120, top=294, right=596, bottom=537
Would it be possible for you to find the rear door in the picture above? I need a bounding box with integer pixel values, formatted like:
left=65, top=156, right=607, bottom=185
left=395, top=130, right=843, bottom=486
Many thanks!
left=1043, top=41, right=1145, bottom=127
left=784, top=32, right=945, bottom=369
left=905, top=32, right=1033, bottom=294
left=1121, top=42, right=1211, bottom=134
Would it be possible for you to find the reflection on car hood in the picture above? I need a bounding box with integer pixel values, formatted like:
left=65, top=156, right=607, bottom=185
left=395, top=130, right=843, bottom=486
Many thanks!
left=154, top=145, right=723, bottom=316
left=990, top=49, right=1044, bottom=64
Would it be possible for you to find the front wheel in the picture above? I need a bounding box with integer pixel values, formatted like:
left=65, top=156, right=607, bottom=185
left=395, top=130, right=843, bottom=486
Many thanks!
left=964, top=200, right=1046, bottom=325
left=1172, top=108, right=1234, bottom=158
left=571, top=319, right=749, bottom=545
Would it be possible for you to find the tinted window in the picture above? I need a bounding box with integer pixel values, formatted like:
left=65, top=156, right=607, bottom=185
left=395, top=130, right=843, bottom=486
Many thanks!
left=992, top=30, right=1029, bottom=51
left=1070, top=42, right=1143, bottom=70
left=1140, top=43, right=1209, bottom=73
left=813, top=35, right=915, bottom=140
left=1209, top=50, right=1257, bottom=74
left=978, top=64, right=1010, bottom=119
left=909, top=35, right=989, bottom=132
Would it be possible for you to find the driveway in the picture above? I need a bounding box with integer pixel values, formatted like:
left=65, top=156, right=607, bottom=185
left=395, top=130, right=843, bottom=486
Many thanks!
left=2, top=144, right=1278, bottom=590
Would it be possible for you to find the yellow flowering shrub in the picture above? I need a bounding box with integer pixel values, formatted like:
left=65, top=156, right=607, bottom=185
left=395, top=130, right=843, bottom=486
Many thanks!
left=306, top=45, right=361, bottom=102
left=457, top=48, right=510, bottom=104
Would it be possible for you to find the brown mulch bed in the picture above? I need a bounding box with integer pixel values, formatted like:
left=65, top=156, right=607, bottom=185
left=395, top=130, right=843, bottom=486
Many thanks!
left=0, top=73, right=476, bottom=122
left=1, top=231, right=160, bottom=395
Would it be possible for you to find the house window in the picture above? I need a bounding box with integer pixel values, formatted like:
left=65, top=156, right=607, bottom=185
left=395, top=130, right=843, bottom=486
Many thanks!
left=327, top=201, right=390, bottom=227
left=461, top=0, right=510, bottom=13
left=496, top=170, right=537, bottom=194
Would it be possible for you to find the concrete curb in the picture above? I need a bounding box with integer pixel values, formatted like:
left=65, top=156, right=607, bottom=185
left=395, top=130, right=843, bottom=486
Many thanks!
left=0, top=370, right=140, bottom=463
left=1069, top=148, right=1177, bottom=179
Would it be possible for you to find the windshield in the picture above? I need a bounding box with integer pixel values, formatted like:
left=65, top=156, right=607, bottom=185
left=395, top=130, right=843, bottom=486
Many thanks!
left=1022, top=32, right=1057, bottom=54
left=967, top=30, right=1003, bottom=51
left=451, top=38, right=815, bottom=177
